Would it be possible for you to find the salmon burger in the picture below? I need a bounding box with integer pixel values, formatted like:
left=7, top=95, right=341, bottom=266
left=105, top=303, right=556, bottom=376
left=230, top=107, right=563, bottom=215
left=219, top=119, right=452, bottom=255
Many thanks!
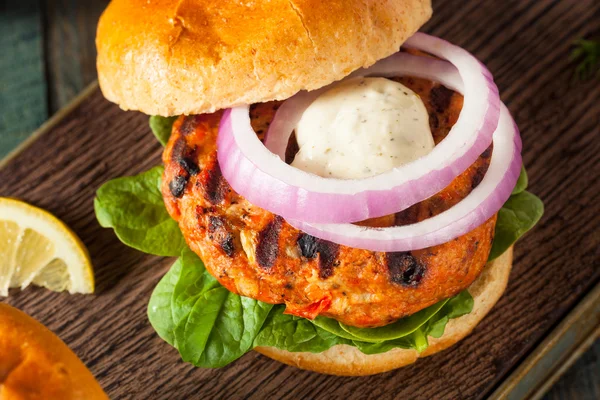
left=94, top=0, right=543, bottom=375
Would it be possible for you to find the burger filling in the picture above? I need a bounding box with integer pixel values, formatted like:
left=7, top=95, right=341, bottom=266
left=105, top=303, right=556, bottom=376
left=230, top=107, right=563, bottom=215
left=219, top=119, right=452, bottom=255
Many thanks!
left=161, top=75, right=494, bottom=328
left=95, top=49, right=543, bottom=368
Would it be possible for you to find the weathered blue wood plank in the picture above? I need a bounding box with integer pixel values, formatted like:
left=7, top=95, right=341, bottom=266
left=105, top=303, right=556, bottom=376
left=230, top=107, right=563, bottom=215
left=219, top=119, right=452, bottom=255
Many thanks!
left=0, top=0, right=47, bottom=158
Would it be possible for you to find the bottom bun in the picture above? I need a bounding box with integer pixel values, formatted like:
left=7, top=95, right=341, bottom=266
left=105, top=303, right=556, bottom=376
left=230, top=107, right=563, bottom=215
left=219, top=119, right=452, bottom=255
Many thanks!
left=255, top=246, right=513, bottom=376
left=0, top=303, right=108, bottom=400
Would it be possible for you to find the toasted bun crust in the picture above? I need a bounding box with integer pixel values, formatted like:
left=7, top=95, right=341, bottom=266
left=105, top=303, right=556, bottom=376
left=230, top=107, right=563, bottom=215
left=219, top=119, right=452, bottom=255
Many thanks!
left=96, top=0, right=432, bottom=116
left=0, top=304, right=108, bottom=400
left=255, top=247, right=513, bottom=376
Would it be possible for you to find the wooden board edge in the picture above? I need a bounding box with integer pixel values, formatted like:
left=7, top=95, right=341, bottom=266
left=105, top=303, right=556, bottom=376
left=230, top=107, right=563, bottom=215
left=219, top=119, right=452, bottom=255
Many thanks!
left=0, top=81, right=100, bottom=171
left=489, top=281, right=600, bottom=400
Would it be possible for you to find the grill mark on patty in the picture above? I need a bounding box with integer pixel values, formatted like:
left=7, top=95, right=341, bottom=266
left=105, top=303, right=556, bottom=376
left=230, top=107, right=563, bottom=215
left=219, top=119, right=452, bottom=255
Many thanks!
left=471, top=164, right=487, bottom=189
left=317, top=242, right=339, bottom=279
left=395, top=205, right=420, bottom=226
left=429, top=112, right=440, bottom=130
left=168, top=137, right=199, bottom=198
left=298, top=233, right=318, bottom=258
left=171, top=137, right=188, bottom=160
left=256, top=216, right=283, bottom=269
left=169, top=176, right=188, bottom=198
left=386, top=252, right=426, bottom=287
left=297, top=233, right=340, bottom=279
left=171, top=137, right=200, bottom=176
left=204, top=162, right=227, bottom=204
left=180, top=115, right=202, bottom=136
left=208, top=216, right=234, bottom=257
left=178, top=157, right=200, bottom=176
left=430, top=85, right=454, bottom=113
left=472, top=147, right=492, bottom=189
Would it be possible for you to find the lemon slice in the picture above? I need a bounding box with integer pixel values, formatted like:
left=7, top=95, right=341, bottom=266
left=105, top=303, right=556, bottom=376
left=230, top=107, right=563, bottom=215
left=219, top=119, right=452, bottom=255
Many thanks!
left=0, top=198, right=94, bottom=297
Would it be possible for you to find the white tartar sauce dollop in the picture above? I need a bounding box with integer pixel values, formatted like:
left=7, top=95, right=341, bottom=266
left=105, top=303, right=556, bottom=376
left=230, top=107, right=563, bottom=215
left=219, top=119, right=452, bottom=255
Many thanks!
left=292, top=77, right=435, bottom=179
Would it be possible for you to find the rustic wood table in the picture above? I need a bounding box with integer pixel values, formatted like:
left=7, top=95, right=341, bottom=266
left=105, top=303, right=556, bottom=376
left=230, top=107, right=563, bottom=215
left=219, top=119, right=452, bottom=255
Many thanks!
left=1, top=1, right=599, bottom=399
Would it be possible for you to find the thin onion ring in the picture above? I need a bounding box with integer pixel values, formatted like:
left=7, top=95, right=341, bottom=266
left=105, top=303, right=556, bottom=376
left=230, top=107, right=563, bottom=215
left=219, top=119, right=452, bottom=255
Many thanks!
left=287, top=103, right=522, bottom=251
left=217, top=33, right=501, bottom=224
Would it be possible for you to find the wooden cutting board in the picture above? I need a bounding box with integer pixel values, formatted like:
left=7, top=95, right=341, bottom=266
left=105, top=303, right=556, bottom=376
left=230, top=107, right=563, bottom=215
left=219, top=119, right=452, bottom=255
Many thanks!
left=1, top=1, right=598, bottom=399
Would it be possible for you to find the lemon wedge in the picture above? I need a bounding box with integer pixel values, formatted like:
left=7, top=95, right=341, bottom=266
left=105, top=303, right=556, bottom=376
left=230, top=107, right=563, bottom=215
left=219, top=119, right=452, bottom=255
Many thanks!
left=0, top=198, right=94, bottom=297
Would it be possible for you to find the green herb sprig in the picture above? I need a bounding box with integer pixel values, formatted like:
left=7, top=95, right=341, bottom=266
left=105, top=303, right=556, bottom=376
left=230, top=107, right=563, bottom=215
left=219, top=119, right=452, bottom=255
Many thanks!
left=571, top=39, right=600, bottom=80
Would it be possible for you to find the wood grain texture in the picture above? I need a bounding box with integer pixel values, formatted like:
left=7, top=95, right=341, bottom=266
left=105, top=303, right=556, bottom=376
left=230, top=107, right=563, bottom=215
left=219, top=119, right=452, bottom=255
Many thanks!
left=0, top=0, right=599, bottom=399
left=43, top=0, right=109, bottom=112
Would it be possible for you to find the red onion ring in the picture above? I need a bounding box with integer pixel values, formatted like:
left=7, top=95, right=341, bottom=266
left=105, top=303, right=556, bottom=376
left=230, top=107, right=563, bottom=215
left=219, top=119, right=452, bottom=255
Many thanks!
left=217, top=33, right=500, bottom=223
left=287, top=103, right=522, bottom=252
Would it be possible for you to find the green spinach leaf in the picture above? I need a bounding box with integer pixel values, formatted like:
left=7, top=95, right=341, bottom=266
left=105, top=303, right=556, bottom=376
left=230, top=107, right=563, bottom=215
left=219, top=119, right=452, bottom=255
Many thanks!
left=351, top=328, right=428, bottom=355
left=147, top=257, right=182, bottom=345
left=312, top=316, right=372, bottom=342
left=149, top=248, right=273, bottom=368
left=422, top=290, right=474, bottom=338
left=153, top=253, right=475, bottom=364
left=351, top=337, right=414, bottom=354
left=149, top=116, right=178, bottom=146
left=338, top=298, right=448, bottom=342
left=196, top=295, right=273, bottom=367
left=94, top=166, right=186, bottom=256
left=512, top=165, right=528, bottom=195
left=348, top=291, right=473, bottom=354
left=173, top=286, right=230, bottom=364
left=170, top=248, right=221, bottom=327
left=254, top=306, right=350, bottom=353
left=571, top=39, right=600, bottom=81
left=489, top=190, right=544, bottom=260
left=254, top=291, right=471, bottom=356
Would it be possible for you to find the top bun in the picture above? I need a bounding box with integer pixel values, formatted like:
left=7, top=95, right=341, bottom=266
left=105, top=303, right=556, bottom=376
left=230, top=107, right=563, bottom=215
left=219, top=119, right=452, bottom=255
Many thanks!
left=0, top=303, right=108, bottom=400
left=96, top=0, right=432, bottom=116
